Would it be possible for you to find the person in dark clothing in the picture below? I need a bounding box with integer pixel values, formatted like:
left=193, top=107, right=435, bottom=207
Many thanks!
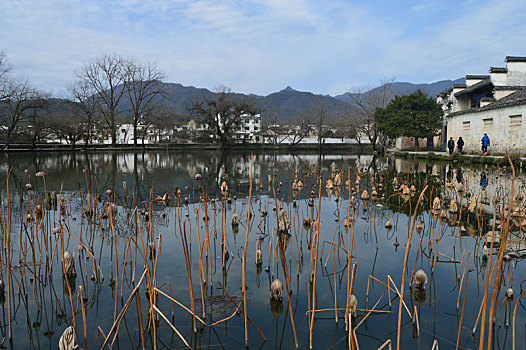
left=456, top=168, right=463, bottom=183
left=457, top=137, right=464, bottom=154
left=447, top=137, right=455, bottom=155
left=480, top=170, right=488, bottom=190
left=446, top=166, right=453, bottom=181
left=481, top=133, right=490, bottom=155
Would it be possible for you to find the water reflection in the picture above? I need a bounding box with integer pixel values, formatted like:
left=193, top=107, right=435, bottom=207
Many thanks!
left=0, top=150, right=524, bottom=349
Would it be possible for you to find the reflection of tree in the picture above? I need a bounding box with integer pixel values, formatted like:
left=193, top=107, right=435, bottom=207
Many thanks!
left=381, top=169, right=442, bottom=216
left=0, top=151, right=373, bottom=203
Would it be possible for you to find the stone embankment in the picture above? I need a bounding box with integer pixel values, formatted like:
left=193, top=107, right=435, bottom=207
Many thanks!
left=392, top=150, right=526, bottom=169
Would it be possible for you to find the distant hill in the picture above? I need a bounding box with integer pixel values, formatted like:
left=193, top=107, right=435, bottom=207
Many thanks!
left=113, top=78, right=465, bottom=125
left=334, top=78, right=465, bottom=105
left=255, top=86, right=353, bottom=123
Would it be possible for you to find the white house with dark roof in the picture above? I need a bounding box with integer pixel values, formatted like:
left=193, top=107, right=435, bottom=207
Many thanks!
left=437, top=56, right=526, bottom=153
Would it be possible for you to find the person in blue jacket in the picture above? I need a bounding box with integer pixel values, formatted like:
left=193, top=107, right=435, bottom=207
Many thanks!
left=480, top=170, right=488, bottom=190
left=481, top=133, right=490, bottom=155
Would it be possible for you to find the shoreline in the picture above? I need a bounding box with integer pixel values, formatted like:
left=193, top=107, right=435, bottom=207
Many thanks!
left=0, top=142, right=374, bottom=153
left=392, top=150, right=526, bottom=169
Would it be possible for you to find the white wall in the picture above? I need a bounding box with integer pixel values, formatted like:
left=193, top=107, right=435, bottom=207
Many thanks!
left=506, top=62, right=526, bottom=85
left=494, top=89, right=518, bottom=100
left=490, top=72, right=508, bottom=86
left=447, top=105, right=526, bottom=153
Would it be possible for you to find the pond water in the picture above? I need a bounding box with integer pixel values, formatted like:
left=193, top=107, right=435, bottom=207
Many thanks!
left=0, top=150, right=525, bottom=349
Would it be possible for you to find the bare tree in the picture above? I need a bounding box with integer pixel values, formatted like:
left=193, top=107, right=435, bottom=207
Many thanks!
left=125, top=60, right=166, bottom=145
left=0, top=79, right=48, bottom=149
left=140, top=102, right=176, bottom=145
left=288, top=117, right=312, bottom=146
left=77, top=54, right=129, bottom=146
left=262, top=111, right=283, bottom=144
left=67, top=80, right=102, bottom=147
left=346, top=77, right=398, bottom=151
left=25, top=100, right=52, bottom=149
left=301, top=103, right=329, bottom=148
left=0, top=52, right=12, bottom=100
left=189, top=86, right=256, bottom=148
left=50, top=102, right=87, bottom=149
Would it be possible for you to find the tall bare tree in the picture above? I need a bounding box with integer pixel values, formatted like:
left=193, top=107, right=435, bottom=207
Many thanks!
left=189, top=86, right=256, bottom=148
left=346, top=77, right=398, bottom=151
left=77, top=54, right=129, bottom=146
left=125, top=60, right=166, bottom=145
left=50, top=102, right=87, bottom=149
left=140, top=102, right=176, bottom=145
left=67, top=80, right=102, bottom=147
left=301, top=103, right=329, bottom=148
left=0, top=79, right=48, bottom=149
left=0, top=52, right=11, bottom=100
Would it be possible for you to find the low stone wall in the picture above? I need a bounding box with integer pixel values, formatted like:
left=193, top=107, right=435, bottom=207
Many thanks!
left=393, top=151, right=526, bottom=170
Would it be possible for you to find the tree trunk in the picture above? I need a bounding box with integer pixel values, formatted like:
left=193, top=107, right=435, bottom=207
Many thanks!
left=414, top=137, right=419, bottom=151
left=86, top=127, right=91, bottom=148
left=3, top=131, right=12, bottom=150
left=111, top=111, right=117, bottom=146
left=370, top=129, right=378, bottom=152
left=134, top=123, right=138, bottom=146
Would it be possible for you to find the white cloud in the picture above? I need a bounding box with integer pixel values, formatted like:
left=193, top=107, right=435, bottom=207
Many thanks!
left=0, top=0, right=525, bottom=96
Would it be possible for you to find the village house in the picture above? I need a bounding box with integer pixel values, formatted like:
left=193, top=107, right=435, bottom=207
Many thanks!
left=437, top=56, right=526, bottom=153
left=233, top=113, right=263, bottom=143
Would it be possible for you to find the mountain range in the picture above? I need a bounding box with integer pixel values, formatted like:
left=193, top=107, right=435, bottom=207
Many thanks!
left=120, top=78, right=465, bottom=124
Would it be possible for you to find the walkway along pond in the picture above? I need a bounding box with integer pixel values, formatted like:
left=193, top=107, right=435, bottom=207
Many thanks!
left=0, top=150, right=525, bottom=349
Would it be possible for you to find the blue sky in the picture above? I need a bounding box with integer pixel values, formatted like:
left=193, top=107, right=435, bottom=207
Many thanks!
left=1, top=0, right=525, bottom=96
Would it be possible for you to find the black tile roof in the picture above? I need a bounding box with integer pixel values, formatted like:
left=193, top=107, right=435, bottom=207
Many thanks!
left=448, top=88, right=526, bottom=117
left=493, top=86, right=524, bottom=91
left=454, top=79, right=492, bottom=97
left=505, top=56, right=526, bottom=62
left=489, top=67, right=507, bottom=73
left=437, top=87, right=453, bottom=97
left=480, top=97, right=496, bottom=102
left=465, top=75, right=489, bottom=80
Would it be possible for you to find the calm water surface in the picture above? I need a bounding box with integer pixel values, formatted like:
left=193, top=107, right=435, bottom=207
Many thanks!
left=0, top=150, right=524, bottom=349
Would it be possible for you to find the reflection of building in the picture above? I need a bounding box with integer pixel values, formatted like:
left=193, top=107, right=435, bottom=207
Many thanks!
left=437, top=56, right=526, bottom=153
left=394, top=158, right=439, bottom=175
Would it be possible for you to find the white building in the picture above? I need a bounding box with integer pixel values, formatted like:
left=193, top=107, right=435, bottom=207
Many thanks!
left=232, top=113, right=263, bottom=143
left=437, top=56, right=526, bottom=153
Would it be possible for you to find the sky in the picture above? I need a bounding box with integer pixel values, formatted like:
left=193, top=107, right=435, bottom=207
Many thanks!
left=1, top=0, right=526, bottom=97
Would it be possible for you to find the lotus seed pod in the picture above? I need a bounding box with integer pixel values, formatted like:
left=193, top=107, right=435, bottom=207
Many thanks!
left=231, top=213, right=239, bottom=226
left=270, top=279, right=283, bottom=300
left=63, top=251, right=76, bottom=278
left=58, top=325, right=81, bottom=350
left=414, top=269, right=428, bottom=290
left=348, top=294, right=357, bottom=317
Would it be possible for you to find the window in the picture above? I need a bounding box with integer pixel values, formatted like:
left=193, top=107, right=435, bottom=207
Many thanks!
left=483, top=118, right=493, bottom=127
left=254, top=127, right=259, bottom=131
left=463, top=121, right=471, bottom=130
left=510, top=114, right=522, bottom=126
left=245, top=119, right=250, bottom=124
left=245, top=127, right=250, bottom=130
